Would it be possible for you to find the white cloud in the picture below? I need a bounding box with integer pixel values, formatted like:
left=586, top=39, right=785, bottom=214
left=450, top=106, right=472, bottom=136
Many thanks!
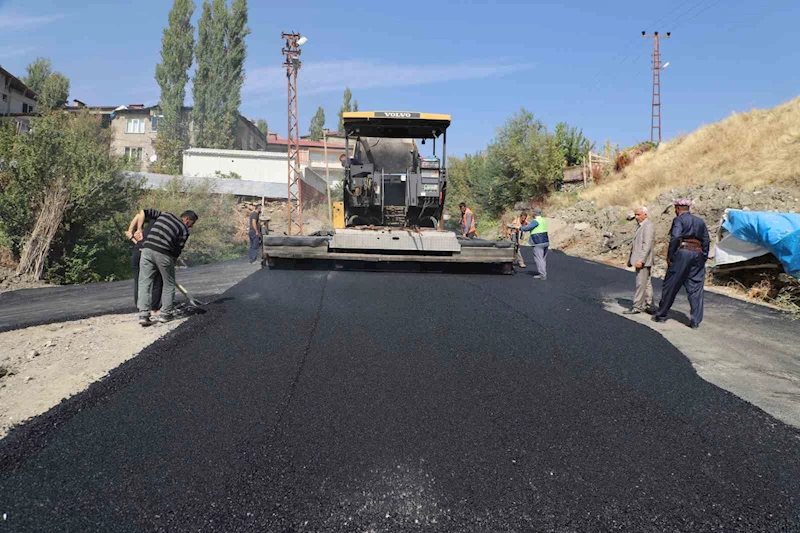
left=245, top=59, right=532, bottom=97
left=0, top=13, right=65, bottom=29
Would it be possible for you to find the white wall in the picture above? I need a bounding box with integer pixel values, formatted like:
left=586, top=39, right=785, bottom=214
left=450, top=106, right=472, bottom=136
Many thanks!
left=183, top=149, right=288, bottom=183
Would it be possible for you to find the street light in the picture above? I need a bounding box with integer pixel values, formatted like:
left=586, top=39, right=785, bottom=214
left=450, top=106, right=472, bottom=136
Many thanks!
left=298, top=36, right=308, bottom=46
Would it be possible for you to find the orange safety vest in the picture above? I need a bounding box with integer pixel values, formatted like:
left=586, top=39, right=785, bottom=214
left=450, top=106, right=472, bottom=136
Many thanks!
left=461, top=208, right=477, bottom=235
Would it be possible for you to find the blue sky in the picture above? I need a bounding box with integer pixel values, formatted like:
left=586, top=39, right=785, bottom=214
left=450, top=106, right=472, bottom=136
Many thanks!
left=1, top=0, right=798, bottom=157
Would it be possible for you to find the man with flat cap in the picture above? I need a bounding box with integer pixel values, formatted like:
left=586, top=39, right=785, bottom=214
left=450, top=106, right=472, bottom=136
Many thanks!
left=652, top=199, right=710, bottom=329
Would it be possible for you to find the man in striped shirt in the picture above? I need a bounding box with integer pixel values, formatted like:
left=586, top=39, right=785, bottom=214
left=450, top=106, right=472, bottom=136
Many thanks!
left=131, top=208, right=198, bottom=326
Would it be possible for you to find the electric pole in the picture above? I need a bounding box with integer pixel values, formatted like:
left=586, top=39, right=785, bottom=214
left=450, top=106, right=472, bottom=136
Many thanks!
left=642, top=31, right=670, bottom=143
left=282, top=32, right=305, bottom=235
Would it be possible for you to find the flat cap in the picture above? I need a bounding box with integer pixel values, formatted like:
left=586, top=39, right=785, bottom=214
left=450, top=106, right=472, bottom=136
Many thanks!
left=673, top=198, right=694, bottom=207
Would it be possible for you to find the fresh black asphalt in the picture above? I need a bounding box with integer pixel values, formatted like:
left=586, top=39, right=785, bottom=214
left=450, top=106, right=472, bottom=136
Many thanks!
left=1, top=250, right=798, bottom=532
left=0, top=258, right=259, bottom=333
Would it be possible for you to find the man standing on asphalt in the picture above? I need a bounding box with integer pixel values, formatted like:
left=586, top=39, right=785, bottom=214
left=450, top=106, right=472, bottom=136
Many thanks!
left=249, top=204, right=262, bottom=264
left=459, top=202, right=477, bottom=239
left=134, top=208, right=198, bottom=326
left=624, top=206, right=656, bottom=315
left=652, top=199, right=710, bottom=329
left=519, top=207, right=549, bottom=280
left=126, top=213, right=163, bottom=317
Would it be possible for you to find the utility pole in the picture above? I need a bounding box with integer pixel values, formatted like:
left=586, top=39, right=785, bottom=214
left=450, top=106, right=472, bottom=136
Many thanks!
left=282, top=32, right=305, bottom=235
left=642, top=31, right=670, bottom=143
left=323, top=129, right=333, bottom=227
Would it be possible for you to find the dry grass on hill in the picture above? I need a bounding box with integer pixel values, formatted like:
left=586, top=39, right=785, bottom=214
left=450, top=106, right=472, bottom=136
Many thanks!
left=584, top=96, right=800, bottom=208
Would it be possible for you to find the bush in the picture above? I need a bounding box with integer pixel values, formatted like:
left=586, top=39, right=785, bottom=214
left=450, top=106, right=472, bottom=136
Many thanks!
left=614, top=142, right=656, bottom=172
left=137, top=177, right=246, bottom=266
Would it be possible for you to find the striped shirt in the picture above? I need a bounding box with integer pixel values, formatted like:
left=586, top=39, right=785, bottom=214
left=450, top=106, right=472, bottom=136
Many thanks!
left=141, top=209, right=190, bottom=258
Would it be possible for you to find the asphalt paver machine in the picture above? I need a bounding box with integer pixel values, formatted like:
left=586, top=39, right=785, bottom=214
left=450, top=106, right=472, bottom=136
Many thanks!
left=262, top=111, right=513, bottom=271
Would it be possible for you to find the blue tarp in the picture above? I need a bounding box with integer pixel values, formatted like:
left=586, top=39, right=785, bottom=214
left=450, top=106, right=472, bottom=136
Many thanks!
left=722, top=210, right=800, bottom=277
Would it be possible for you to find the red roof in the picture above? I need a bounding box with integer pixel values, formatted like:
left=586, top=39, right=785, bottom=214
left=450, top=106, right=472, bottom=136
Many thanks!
left=268, top=138, right=345, bottom=149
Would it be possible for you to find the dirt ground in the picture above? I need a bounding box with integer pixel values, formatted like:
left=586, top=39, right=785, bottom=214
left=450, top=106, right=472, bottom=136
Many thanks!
left=0, top=313, right=186, bottom=440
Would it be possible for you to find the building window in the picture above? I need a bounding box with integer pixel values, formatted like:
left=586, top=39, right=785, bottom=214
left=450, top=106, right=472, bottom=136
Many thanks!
left=126, top=119, right=146, bottom=134
left=124, top=147, right=143, bottom=161
left=22, top=103, right=30, bottom=113
left=151, top=115, right=163, bottom=132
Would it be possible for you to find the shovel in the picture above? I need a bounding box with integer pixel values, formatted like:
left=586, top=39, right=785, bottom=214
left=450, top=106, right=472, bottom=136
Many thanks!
left=177, top=284, right=208, bottom=309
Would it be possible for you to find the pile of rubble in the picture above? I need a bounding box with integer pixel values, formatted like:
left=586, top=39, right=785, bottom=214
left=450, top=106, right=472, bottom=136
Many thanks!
left=234, top=201, right=330, bottom=241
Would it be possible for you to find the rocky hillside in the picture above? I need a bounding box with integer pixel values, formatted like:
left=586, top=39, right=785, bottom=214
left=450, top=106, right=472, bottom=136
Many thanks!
left=546, top=96, right=800, bottom=311
left=550, top=182, right=799, bottom=278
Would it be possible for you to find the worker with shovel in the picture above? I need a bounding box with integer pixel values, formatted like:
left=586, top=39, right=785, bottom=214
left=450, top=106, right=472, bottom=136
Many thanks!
left=130, top=208, right=198, bottom=326
left=126, top=214, right=163, bottom=318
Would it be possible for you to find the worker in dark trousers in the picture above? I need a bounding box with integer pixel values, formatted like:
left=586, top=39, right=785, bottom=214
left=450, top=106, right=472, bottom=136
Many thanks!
left=249, top=204, right=262, bottom=264
left=519, top=207, right=549, bottom=280
left=126, top=214, right=162, bottom=315
left=652, top=199, right=710, bottom=329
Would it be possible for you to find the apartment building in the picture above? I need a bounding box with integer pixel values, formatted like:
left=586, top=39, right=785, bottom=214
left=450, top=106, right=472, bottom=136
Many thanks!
left=72, top=102, right=267, bottom=171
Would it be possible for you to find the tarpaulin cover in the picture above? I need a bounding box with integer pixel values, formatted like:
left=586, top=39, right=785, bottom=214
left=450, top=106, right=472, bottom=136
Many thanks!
left=721, top=209, right=800, bottom=277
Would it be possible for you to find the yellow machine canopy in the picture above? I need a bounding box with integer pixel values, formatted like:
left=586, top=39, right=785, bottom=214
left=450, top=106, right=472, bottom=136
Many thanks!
left=342, top=111, right=451, bottom=139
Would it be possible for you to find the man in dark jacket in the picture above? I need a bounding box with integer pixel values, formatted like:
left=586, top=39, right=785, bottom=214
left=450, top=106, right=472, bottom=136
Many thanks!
left=249, top=205, right=262, bottom=264
left=652, top=199, right=710, bottom=328
left=131, top=208, right=198, bottom=326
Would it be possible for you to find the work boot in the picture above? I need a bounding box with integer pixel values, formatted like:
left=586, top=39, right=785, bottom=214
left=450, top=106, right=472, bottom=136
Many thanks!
left=138, top=313, right=152, bottom=327
left=623, top=308, right=641, bottom=315
left=651, top=316, right=667, bottom=324
left=152, top=313, right=174, bottom=324
left=689, top=322, right=700, bottom=329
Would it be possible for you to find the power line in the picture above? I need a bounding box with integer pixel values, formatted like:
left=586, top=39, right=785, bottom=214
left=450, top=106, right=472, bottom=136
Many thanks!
left=670, top=0, right=726, bottom=30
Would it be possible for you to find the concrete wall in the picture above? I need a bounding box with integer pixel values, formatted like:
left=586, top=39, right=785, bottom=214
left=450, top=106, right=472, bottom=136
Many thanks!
left=183, top=149, right=287, bottom=182
left=0, top=72, right=36, bottom=115
left=236, top=119, right=267, bottom=151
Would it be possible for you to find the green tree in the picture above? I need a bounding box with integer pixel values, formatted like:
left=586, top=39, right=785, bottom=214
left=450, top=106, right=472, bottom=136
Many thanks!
left=490, top=110, right=564, bottom=204
left=22, top=57, right=52, bottom=93
left=353, top=100, right=359, bottom=112
left=153, top=0, right=195, bottom=175
left=224, top=0, right=249, bottom=145
left=256, top=118, right=268, bottom=136
left=193, top=0, right=250, bottom=149
left=38, top=72, right=70, bottom=110
left=0, top=112, right=139, bottom=279
left=554, top=122, right=595, bottom=167
left=308, top=106, right=326, bottom=141
left=337, top=87, right=352, bottom=133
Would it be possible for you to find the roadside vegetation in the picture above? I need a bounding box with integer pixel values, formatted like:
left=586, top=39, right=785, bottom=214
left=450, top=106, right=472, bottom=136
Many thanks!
left=445, top=109, right=596, bottom=238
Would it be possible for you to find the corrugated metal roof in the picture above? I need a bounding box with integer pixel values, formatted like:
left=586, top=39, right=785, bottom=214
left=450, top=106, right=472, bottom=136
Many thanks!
left=183, top=148, right=285, bottom=160
left=124, top=172, right=287, bottom=199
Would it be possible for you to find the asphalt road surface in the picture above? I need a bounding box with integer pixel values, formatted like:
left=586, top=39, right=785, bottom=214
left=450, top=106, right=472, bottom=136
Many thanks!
left=1, top=251, right=798, bottom=532
left=0, top=258, right=260, bottom=333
